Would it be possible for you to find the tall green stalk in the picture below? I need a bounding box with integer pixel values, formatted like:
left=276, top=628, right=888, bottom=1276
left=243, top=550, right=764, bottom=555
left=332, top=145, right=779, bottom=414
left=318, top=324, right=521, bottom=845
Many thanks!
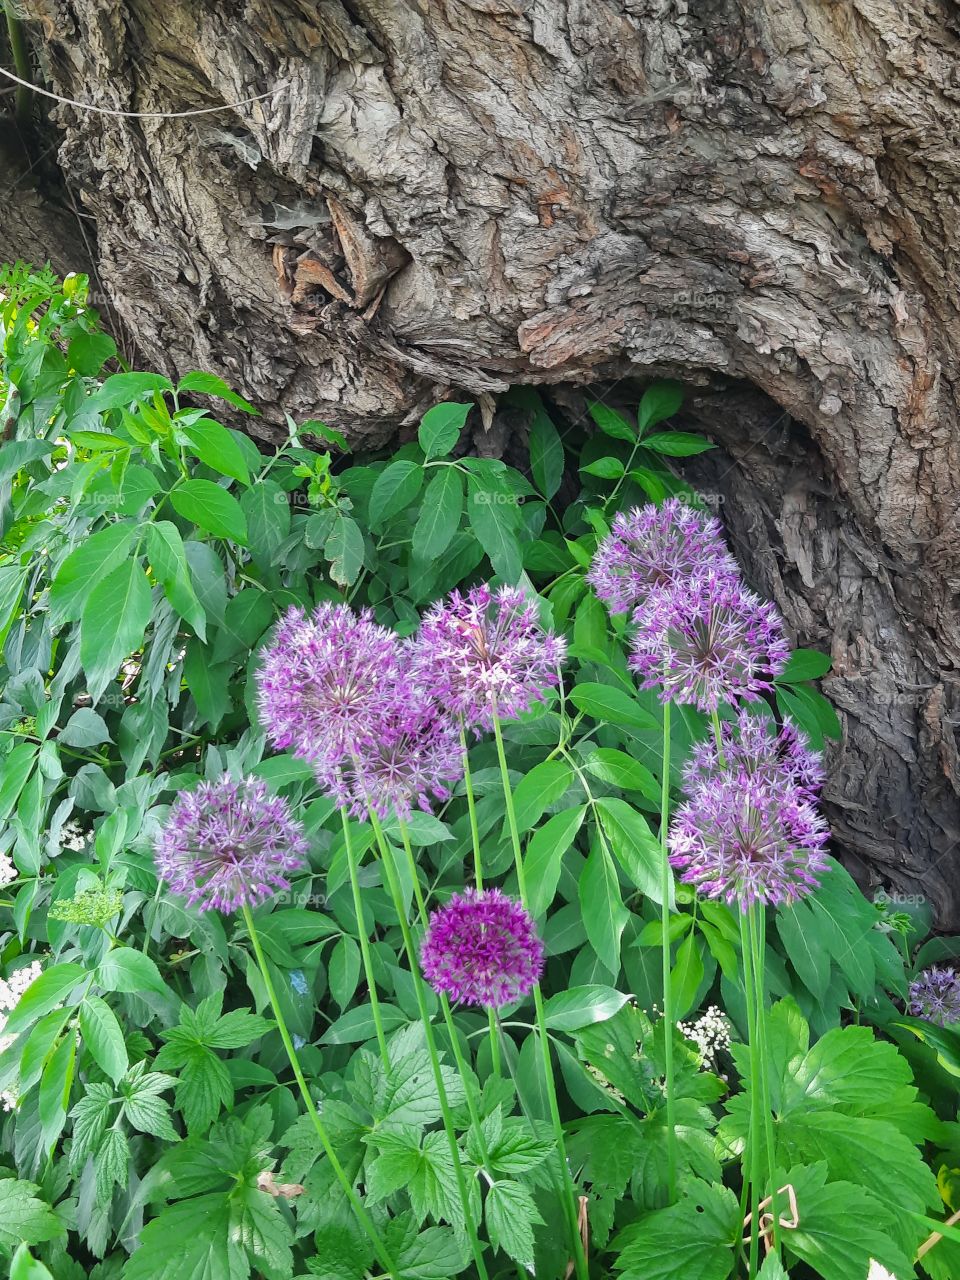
left=659, top=697, right=678, bottom=1200
left=490, top=706, right=588, bottom=1280
left=749, top=903, right=780, bottom=1256
left=340, top=808, right=390, bottom=1069
left=460, top=724, right=502, bottom=1077
left=365, top=809, right=490, bottom=1280
left=3, top=3, right=31, bottom=128
left=240, top=905, right=399, bottom=1280
left=738, top=909, right=762, bottom=1278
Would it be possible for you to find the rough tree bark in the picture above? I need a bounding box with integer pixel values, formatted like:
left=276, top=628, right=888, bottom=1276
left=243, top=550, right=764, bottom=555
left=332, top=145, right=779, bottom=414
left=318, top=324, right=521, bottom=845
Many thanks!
left=4, top=1, right=960, bottom=920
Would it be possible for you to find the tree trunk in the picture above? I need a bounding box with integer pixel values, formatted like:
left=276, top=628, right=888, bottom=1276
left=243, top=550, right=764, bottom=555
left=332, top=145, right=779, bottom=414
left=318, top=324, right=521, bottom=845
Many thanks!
left=9, top=0, right=960, bottom=921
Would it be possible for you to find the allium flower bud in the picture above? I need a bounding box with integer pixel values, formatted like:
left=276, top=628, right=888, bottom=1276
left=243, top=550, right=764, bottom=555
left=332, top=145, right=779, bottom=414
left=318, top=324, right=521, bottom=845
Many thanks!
left=421, top=888, right=545, bottom=1008
left=629, top=573, right=790, bottom=711
left=908, top=966, right=960, bottom=1026
left=587, top=498, right=740, bottom=615
left=256, top=603, right=401, bottom=771
left=154, top=775, right=307, bottom=913
left=413, top=584, right=565, bottom=731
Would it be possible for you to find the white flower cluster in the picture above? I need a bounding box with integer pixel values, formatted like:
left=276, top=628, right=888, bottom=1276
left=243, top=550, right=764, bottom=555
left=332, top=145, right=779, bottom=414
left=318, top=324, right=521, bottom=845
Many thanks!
left=0, top=960, right=43, bottom=1112
left=0, top=851, right=15, bottom=891
left=677, top=1005, right=732, bottom=1065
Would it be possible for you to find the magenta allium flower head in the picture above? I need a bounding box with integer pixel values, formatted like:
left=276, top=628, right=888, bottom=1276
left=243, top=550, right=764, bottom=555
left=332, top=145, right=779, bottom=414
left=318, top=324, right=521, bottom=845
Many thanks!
left=420, top=888, right=545, bottom=1008
left=684, top=711, right=825, bottom=803
left=908, top=966, right=960, bottom=1026
left=629, top=572, right=790, bottom=711
left=256, top=603, right=400, bottom=768
left=319, top=681, right=464, bottom=820
left=668, top=772, right=829, bottom=908
left=587, top=498, right=740, bottom=615
left=413, top=584, right=566, bottom=731
left=154, top=775, right=307, bottom=913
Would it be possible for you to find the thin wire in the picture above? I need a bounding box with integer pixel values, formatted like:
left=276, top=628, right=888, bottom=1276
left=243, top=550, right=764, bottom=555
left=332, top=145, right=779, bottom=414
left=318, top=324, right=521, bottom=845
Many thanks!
left=0, top=65, right=288, bottom=118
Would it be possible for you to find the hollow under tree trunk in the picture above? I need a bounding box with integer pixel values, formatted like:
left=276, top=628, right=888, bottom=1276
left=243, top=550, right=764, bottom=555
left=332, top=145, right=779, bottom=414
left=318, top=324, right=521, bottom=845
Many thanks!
left=6, top=0, right=960, bottom=921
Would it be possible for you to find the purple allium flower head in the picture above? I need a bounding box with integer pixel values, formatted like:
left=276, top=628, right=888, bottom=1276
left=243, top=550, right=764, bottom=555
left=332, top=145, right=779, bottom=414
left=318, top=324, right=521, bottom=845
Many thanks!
left=668, top=771, right=829, bottom=908
left=319, top=680, right=464, bottom=820
left=908, top=966, right=960, bottom=1026
left=412, top=584, right=566, bottom=731
left=629, top=572, right=790, bottom=711
left=684, top=711, right=825, bottom=803
left=256, top=603, right=400, bottom=769
left=587, top=498, right=740, bottom=615
left=154, top=775, right=307, bottom=913
left=420, top=888, right=545, bottom=1008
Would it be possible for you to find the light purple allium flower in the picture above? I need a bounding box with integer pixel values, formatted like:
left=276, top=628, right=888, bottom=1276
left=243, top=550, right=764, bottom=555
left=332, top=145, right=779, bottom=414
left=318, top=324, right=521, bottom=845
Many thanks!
left=256, top=603, right=400, bottom=770
left=629, top=572, right=790, bottom=711
left=587, top=498, right=740, bottom=615
left=319, top=683, right=464, bottom=820
left=154, top=775, right=307, bottom=913
left=413, top=584, right=566, bottom=731
left=908, top=966, right=960, bottom=1026
left=420, top=888, right=545, bottom=1008
left=684, top=711, right=825, bottom=803
left=668, top=775, right=829, bottom=909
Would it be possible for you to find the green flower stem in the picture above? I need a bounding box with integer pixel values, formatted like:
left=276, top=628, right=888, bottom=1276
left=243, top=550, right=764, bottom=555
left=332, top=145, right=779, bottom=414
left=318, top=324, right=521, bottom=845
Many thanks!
left=340, top=808, right=390, bottom=1069
left=490, top=706, right=588, bottom=1280
left=240, top=904, right=399, bottom=1280
left=3, top=4, right=31, bottom=127
left=366, top=809, right=490, bottom=1280
left=460, top=723, right=502, bottom=1078
left=749, top=902, right=779, bottom=1255
left=659, top=697, right=678, bottom=1201
left=738, top=908, right=762, bottom=1279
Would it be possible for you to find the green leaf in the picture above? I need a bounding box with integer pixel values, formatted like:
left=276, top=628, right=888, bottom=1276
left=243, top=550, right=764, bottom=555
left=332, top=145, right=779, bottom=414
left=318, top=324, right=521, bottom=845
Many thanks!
left=0, top=744, right=37, bottom=824
left=80, top=558, right=153, bottom=699
left=418, top=402, right=470, bottom=459
left=595, top=797, right=666, bottom=904
left=588, top=402, right=636, bottom=443
left=67, top=331, right=117, bottom=376
left=170, top=479, right=248, bottom=543
left=182, top=419, right=251, bottom=485
left=0, top=440, right=53, bottom=485
left=96, top=948, right=169, bottom=998
left=529, top=406, right=565, bottom=497
left=390, top=1223, right=470, bottom=1280
left=579, top=842, right=628, bottom=973
left=58, top=707, right=111, bottom=748
left=184, top=640, right=232, bottom=729
left=412, top=466, right=463, bottom=560
left=146, top=520, right=206, bottom=638
left=122, top=1194, right=242, bottom=1280
left=177, top=371, right=258, bottom=414
left=241, top=480, right=290, bottom=565
left=369, top=459, right=424, bottom=525
left=325, top=513, right=365, bottom=587
left=321, top=1003, right=406, bottom=1044
left=79, top=995, right=128, bottom=1084
left=569, top=683, right=659, bottom=731
left=670, top=931, right=704, bottom=1019
left=584, top=748, right=660, bottom=803
left=524, top=805, right=586, bottom=918
left=776, top=899, right=831, bottom=999
left=89, top=371, right=172, bottom=411
left=329, top=936, right=361, bottom=1010
left=485, top=1180, right=543, bottom=1269
left=466, top=473, right=522, bottom=581
left=509, top=759, right=573, bottom=833
left=9, top=1244, right=55, bottom=1279
left=544, top=985, right=631, bottom=1031
left=778, top=648, right=833, bottom=682
left=0, top=564, right=27, bottom=652
left=642, top=431, right=714, bottom=456
left=637, top=381, right=684, bottom=434
left=0, top=1181, right=63, bottom=1256
left=613, top=1180, right=739, bottom=1280
left=581, top=456, right=625, bottom=479
left=3, top=962, right=87, bottom=1037
left=782, top=1163, right=912, bottom=1280
left=49, top=521, right=135, bottom=624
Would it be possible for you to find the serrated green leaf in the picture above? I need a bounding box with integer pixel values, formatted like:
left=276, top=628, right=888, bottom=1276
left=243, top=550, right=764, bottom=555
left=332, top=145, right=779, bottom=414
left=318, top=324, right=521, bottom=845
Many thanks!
left=0, top=1180, right=63, bottom=1256
left=485, top=1180, right=543, bottom=1268
left=613, top=1180, right=739, bottom=1280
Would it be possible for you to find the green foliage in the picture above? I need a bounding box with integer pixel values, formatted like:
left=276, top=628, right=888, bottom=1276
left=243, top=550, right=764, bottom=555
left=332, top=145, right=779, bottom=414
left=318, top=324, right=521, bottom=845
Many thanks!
left=1, top=264, right=950, bottom=1279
